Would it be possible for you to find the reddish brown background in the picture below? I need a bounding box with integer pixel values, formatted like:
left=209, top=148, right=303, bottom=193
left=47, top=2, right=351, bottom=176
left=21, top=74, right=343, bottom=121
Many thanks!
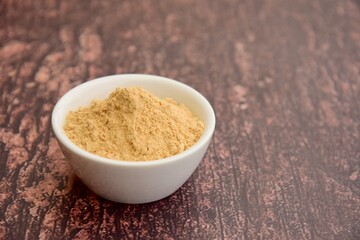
left=1, top=0, right=360, bottom=239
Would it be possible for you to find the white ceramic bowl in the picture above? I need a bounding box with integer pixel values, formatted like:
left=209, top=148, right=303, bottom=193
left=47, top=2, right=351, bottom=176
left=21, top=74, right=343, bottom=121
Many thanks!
left=52, top=74, right=216, bottom=204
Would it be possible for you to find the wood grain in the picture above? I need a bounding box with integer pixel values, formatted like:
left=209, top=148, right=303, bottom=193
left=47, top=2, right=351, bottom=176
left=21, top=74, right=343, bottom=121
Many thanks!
left=1, top=0, right=360, bottom=239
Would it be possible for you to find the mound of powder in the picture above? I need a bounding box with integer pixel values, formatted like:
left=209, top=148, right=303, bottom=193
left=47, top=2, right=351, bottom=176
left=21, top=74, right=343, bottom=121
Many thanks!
left=64, top=87, right=204, bottom=161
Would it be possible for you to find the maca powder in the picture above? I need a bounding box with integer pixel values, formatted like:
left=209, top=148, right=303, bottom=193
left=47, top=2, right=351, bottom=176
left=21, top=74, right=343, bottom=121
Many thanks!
left=63, top=87, right=204, bottom=161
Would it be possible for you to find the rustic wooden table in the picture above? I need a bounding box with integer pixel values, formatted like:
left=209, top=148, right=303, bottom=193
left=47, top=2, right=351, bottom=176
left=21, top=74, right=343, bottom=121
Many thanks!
left=1, top=0, right=360, bottom=239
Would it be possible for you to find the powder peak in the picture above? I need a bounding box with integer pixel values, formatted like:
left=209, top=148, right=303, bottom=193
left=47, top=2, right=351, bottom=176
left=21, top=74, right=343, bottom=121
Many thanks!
left=64, top=87, right=204, bottom=161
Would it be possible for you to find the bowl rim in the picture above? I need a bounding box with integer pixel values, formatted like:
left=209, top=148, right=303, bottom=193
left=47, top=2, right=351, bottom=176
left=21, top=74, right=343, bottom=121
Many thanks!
left=51, top=74, right=216, bottom=167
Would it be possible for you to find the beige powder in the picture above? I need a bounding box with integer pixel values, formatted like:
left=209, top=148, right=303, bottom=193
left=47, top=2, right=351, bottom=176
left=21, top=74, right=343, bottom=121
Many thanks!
left=64, top=87, right=204, bottom=161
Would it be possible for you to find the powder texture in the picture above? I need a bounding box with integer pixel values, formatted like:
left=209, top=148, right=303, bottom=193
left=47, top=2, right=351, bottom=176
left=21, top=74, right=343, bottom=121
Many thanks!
left=64, top=87, right=204, bottom=161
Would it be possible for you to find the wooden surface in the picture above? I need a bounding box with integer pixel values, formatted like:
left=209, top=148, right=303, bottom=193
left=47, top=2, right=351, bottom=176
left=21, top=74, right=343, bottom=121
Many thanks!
left=1, top=0, right=360, bottom=239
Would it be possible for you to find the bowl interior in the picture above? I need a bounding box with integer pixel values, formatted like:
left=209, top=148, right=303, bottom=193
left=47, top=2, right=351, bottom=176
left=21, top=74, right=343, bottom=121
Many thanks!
left=52, top=74, right=215, bottom=162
